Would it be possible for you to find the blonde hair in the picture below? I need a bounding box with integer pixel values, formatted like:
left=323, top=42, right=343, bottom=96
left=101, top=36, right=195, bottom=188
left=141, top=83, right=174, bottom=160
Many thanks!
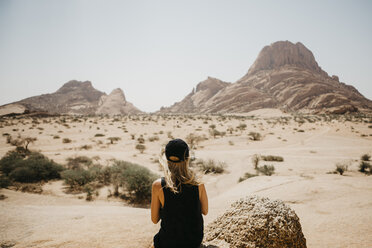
left=159, top=156, right=200, bottom=193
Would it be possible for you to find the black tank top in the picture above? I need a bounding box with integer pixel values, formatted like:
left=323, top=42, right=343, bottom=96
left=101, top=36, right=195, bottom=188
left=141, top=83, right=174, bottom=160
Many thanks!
left=153, top=177, right=204, bottom=248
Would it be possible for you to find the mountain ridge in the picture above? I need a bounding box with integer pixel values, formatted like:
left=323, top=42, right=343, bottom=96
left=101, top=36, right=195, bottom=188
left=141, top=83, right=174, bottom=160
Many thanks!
left=160, top=41, right=372, bottom=114
left=0, top=80, right=142, bottom=116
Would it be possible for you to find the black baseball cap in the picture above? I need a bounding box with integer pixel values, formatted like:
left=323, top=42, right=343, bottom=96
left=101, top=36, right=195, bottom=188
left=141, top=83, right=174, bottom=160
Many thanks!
left=165, top=139, right=189, bottom=162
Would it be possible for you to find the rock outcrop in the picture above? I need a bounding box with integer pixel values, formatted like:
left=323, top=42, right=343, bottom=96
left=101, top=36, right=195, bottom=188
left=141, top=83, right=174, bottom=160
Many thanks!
left=160, top=77, right=230, bottom=113
left=0, top=80, right=143, bottom=116
left=96, top=88, right=142, bottom=115
left=204, top=196, right=307, bottom=248
left=160, top=41, right=372, bottom=114
left=7, top=80, right=106, bottom=115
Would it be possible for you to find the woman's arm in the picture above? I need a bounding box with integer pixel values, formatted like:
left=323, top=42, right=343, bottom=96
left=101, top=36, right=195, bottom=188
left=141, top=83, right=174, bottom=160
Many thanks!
left=151, top=179, right=162, bottom=224
left=199, top=184, right=208, bottom=215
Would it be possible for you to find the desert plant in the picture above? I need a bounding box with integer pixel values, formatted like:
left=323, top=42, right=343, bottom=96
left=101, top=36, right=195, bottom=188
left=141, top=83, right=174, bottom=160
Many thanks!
left=237, top=123, right=247, bottom=132
left=167, top=131, right=173, bottom=139
left=248, top=132, right=262, bottom=141
left=256, top=165, right=275, bottom=176
left=83, top=184, right=95, bottom=201
left=148, top=136, right=159, bottom=142
left=119, top=163, right=157, bottom=203
left=0, top=175, right=11, bottom=188
left=5, top=135, right=37, bottom=151
left=80, top=144, right=92, bottom=150
left=135, top=144, right=146, bottom=153
left=238, top=172, right=257, bottom=182
left=361, top=154, right=371, bottom=161
left=62, top=138, right=72, bottom=143
left=66, top=156, right=93, bottom=170
left=0, top=150, right=63, bottom=183
left=359, top=161, right=371, bottom=174
left=251, top=154, right=260, bottom=170
left=137, top=135, right=145, bottom=144
left=261, top=155, right=284, bottom=162
left=194, top=159, right=226, bottom=174
left=94, top=133, right=105, bottom=137
left=61, top=169, right=95, bottom=189
left=108, top=137, right=121, bottom=144
left=335, top=162, right=348, bottom=175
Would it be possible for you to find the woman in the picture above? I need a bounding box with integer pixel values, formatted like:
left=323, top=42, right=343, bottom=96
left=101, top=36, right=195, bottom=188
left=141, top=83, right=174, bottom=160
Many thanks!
left=151, top=139, right=208, bottom=248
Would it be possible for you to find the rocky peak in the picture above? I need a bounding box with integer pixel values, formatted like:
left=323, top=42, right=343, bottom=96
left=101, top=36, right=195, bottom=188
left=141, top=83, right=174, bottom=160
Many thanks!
left=195, top=77, right=230, bottom=94
left=247, top=41, right=327, bottom=77
left=96, top=88, right=141, bottom=115
left=109, top=88, right=127, bottom=102
left=56, top=80, right=94, bottom=94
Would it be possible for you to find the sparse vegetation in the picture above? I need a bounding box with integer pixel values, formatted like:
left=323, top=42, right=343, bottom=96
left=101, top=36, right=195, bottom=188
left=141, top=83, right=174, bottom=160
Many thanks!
left=335, top=162, right=349, bottom=175
left=107, top=137, right=121, bottom=144
left=361, top=154, right=371, bottom=161
left=193, top=159, right=226, bottom=174
left=66, top=156, right=93, bottom=170
left=256, top=164, right=275, bottom=176
left=248, top=132, right=262, bottom=141
left=359, top=154, right=371, bottom=175
left=135, top=144, right=146, bottom=153
left=62, top=138, right=72, bottom=143
left=251, top=154, right=260, bottom=170
left=148, top=136, right=159, bottom=142
left=261, top=155, right=284, bottom=162
left=137, top=135, right=145, bottom=144
left=238, top=172, right=257, bottom=182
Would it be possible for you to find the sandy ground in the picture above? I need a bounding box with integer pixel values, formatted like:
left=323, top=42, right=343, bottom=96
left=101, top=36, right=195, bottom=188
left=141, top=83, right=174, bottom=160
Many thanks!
left=0, top=110, right=371, bottom=247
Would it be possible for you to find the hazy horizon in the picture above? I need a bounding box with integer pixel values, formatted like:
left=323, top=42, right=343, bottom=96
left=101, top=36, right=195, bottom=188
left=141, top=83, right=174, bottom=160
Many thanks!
left=1, top=0, right=371, bottom=112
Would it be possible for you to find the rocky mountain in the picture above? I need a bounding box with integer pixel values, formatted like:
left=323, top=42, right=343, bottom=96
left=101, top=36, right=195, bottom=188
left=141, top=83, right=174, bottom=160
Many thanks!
left=160, top=41, right=372, bottom=114
left=159, top=77, right=230, bottom=113
left=0, top=80, right=142, bottom=116
left=96, top=88, right=142, bottom=115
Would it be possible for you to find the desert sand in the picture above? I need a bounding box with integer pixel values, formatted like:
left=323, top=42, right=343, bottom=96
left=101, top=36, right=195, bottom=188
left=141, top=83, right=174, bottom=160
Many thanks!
left=1, top=109, right=371, bottom=248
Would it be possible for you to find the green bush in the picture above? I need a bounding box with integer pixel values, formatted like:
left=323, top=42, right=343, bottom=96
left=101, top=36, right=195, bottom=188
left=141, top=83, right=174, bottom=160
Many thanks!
left=94, top=133, right=105, bottom=137
left=257, top=165, right=275, bottom=176
left=61, top=169, right=95, bottom=189
left=120, top=163, right=157, bottom=203
left=0, top=175, right=11, bottom=188
left=66, top=156, right=93, bottom=170
left=0, top=150, right=26, bottom=176
left=0, top=149, right=63, bottom=183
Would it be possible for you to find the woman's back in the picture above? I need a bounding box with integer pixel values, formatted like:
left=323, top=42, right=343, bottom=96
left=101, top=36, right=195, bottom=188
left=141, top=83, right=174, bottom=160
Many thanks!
left=154, top=177, right=203, bottom=248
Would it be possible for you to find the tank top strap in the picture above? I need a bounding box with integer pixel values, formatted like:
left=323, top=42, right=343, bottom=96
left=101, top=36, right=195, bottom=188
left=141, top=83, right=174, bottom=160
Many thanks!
left=161, top=177, right=166, bottom=188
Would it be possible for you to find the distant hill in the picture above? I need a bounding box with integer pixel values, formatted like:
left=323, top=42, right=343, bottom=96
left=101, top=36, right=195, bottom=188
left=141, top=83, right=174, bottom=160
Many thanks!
left=160, top=41, right=372, bottom=114
left=0, top=80, right=142, bottom=116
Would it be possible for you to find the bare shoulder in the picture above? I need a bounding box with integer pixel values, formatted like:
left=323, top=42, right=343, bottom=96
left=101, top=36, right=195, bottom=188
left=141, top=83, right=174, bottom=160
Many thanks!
left=152, top=178, right=162, bottom=189
left=198, top=183, right=206, bottom=191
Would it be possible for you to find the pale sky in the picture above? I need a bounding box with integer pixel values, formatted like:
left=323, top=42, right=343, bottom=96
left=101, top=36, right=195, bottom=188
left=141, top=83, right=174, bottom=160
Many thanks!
left=0, top=0, right=371, bottom=112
